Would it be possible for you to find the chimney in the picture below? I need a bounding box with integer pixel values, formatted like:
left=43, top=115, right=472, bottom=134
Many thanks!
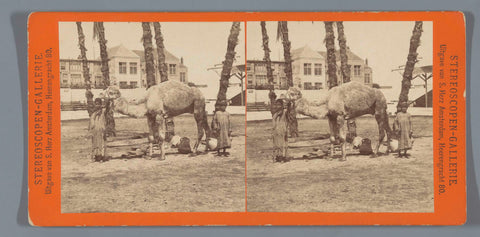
left=180, top=57, right=184, bottom=65
left=365, top=58, right=368, bottom=66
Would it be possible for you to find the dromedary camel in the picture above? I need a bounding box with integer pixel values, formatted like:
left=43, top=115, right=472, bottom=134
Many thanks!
left=105, top=80, right=211, bottom=160
left=287, top=81, right=392, bottom=161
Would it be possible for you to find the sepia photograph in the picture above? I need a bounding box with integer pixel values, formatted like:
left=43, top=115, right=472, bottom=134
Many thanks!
left=246, top=21, right=434, bottom=212
left=59, top=21, right=246, bottom=213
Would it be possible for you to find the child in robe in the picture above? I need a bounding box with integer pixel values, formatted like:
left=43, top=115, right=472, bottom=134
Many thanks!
left=89, top=98, right=107, bottom=162
left=393, top=102, right=413, bottom=158
left=271, top=96, right=289, bottom=162
left=211, top=101, right=232, bottom=156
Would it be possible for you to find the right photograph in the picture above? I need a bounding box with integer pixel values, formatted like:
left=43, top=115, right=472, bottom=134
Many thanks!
left=246, top=21, right=434, bottom=212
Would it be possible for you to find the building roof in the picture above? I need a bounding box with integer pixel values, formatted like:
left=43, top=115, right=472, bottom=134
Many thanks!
left=106, top=44, right=140, bottom=59
left=317, top=49, right=364, bottom=62
left=132, top=48, right=180, bottom=63
left=246, top=46, right=367, bottom=65
left=60, top=58, right=101, bottom=63
left=246, top=60, right=285, bottom=64
left=291, top=45, right=324, bottom=60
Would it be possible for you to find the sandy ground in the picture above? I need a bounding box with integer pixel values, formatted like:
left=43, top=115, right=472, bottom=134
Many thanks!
left=61, top=115, right=246, bottom=213
left=246, top=116, right=434, bottom=212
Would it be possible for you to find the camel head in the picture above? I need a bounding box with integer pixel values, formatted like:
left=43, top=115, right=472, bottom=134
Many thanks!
left=112, top=96, right=128, bottom=111
left=287, top=87, right=302, bottom=100
left=104, top=85, right=122, bottom=99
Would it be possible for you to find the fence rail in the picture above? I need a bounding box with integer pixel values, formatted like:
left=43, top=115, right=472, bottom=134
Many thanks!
left=61, top=102, right=88, bottom=111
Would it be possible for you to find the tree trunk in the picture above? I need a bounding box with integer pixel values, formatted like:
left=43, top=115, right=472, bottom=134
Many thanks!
left=335, top=21, right=356, bottom=140
left=324, top=21, right=338, bottom=89
left=277, top=21, right=297, bottom=137
left=94, top=22, right=110, bottom=88
left=261, top=21, right=274, bottom=91
left=336, top=21, right=350, bottom=83
left=278, top=21, right=293, bottom=87
left=153, top=22, right=174, bottom=140
left=76, top=22, right=94, bottom=117
left=94, top=22, right=115, bottom=137
left=153, top=22, right=168, bottom=83
left=215, top=22, right=241, bottom=109
left=397, top=21, right=423, bottom=108
left=142, top=22, right=156, bottom=88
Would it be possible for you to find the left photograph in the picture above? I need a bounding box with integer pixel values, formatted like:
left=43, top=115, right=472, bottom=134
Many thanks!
left=59, top=22, right=246, bottom=213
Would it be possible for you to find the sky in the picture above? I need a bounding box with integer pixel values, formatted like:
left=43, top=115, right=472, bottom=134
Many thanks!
left=59, top=22, right=246, bottom=97
left=247, top=21, right=433, bottom=89
left=59, top=21, right=432, bottom=100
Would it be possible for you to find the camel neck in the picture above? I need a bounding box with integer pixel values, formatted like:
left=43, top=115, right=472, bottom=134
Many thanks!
left=115, top=98, right=148, bottom=118
left=295, top=97, right=328, bottom=119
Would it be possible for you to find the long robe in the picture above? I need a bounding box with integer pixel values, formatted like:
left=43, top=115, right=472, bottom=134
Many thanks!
left=394, top=112, right=412, bottom=150
left=211, top=111, right=232, bottom=149
left=272, top=100, right=289, bottom=158
left=89, top=108, right=107, bottom=158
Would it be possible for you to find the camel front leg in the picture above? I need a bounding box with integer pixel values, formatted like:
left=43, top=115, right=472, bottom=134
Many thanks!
left=146, top=113, right=158, bottom=159
left=327, top=115, right=337, bottom=159
left=337, top=116, right=347, bottom=161
left=157, top=116, right=166, bottom=160
left=157, top=137, right=165, bottom=160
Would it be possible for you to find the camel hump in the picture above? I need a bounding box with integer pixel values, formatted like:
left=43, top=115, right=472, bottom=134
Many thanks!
left=144, top=80, right=206, bottom=116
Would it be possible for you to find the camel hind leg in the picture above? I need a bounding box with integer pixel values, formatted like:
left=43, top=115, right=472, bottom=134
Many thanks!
left=327, top=114, right=347, bottom=161
left=146, top=112, right=158, bottom=159
left=337, top=116, right=347, bottom=161
left=373, top=112, right=389, bottom=157
left=327, top=114, right=337, bottom=159
left=146, top=112, right=165, bottom=160
left=193, top=110, right=209, bottom=153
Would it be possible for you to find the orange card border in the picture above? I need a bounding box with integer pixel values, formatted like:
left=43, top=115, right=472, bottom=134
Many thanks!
left=28, top=11, right=466, bottom=226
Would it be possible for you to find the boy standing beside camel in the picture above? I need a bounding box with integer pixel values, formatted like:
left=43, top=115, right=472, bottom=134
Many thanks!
left=394, top=102, right=413, bottom=158
left=211, top=101, right=232, bottom=157
left=270, top=93, right=290, bottom=163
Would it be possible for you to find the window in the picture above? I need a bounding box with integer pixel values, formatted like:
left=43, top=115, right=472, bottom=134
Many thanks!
left=314, top=63, right=322, bottom=76
left=255, top=64, right=266, bottom=72
left=69, top=62, right=81, bottom=71
left=169, top=64, right=176, bottom=74
left=278, top=64, right=285, bottom=74
left=256, top=75, right=267, bottom=85
left=119, top=81, right=128, bottom=89
left=180, top=72, right=186, bottom=82
left=354, top=65, right=361, bottom=76
left=130, top=81, right=138, bottom=88
left=129, top=62, right=137, bottom=74
left=304, top=82, right=313, bottom=90
left=60, top=62, right=66, bottom=71
left=70, top=74, right=82, bottom=85
left=247, top=73, right=254, bottom=88
left=246, top=65, right=252, bottom=71
left=119, top=62, right=127, bottom=74
left=315, top=82, right=323, bottom=89
left=94, top=75, right=103, bottom=88
left=304, top=63, right=312, bottom=75
left=365, top=73, right=371, bottom=84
